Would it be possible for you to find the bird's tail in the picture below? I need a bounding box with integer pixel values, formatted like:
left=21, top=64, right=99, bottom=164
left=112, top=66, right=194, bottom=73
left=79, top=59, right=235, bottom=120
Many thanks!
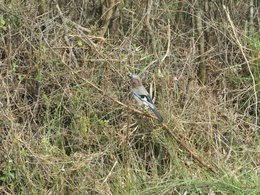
left=150, top=107, right=163, bottom=123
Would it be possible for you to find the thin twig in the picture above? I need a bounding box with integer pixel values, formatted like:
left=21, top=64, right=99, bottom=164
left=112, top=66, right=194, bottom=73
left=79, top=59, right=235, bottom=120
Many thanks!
left=160, top=19, right=171, bottom=65
left=102, top=160, right=118, bottom=183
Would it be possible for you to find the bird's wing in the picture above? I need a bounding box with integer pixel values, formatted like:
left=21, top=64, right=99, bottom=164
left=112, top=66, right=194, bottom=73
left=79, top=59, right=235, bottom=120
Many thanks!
left=133, top=92, right=163, bottom=123
left=133, top=92, right=155, bottom=109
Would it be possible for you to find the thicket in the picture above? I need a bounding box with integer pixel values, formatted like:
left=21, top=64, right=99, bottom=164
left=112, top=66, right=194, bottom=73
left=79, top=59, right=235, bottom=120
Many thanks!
left=0, top=0, right=259, bottom=194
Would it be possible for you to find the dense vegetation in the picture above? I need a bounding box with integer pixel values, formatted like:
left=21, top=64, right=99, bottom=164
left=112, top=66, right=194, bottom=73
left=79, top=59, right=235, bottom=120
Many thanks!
left=0, top=0, right=259, bottom=194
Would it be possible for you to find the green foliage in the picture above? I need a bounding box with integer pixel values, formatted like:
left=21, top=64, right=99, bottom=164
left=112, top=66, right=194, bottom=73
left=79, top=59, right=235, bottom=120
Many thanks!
left=0, top=15, right=6, bottom=31
left=0, top=167, right=16, bottom=184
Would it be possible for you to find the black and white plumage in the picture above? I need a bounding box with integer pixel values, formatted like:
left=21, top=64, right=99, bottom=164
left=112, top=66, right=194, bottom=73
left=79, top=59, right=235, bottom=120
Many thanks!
left=129, top=73, right=163, bottom=123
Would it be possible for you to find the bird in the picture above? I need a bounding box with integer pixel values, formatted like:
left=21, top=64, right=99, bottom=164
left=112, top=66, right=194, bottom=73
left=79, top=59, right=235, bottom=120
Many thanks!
left=129, top=73, right=163, bottom=123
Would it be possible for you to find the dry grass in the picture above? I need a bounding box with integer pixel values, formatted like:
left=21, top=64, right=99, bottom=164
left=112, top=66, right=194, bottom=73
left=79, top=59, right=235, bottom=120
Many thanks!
left=0, top=1, right=259, bottom=194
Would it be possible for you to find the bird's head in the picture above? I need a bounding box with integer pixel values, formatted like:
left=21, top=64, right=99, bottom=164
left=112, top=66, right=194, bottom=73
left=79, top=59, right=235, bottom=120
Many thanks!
left=128, top=73, right=142, bottom=88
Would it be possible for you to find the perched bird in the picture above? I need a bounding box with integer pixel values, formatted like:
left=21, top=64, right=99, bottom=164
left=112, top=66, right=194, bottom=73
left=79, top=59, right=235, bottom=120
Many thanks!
left=129, top=73, right=163, bottom=123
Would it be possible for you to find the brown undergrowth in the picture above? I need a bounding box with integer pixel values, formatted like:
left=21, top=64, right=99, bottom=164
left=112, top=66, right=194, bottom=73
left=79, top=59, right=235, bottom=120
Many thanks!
left=0, top=1, right=259, bottom=194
